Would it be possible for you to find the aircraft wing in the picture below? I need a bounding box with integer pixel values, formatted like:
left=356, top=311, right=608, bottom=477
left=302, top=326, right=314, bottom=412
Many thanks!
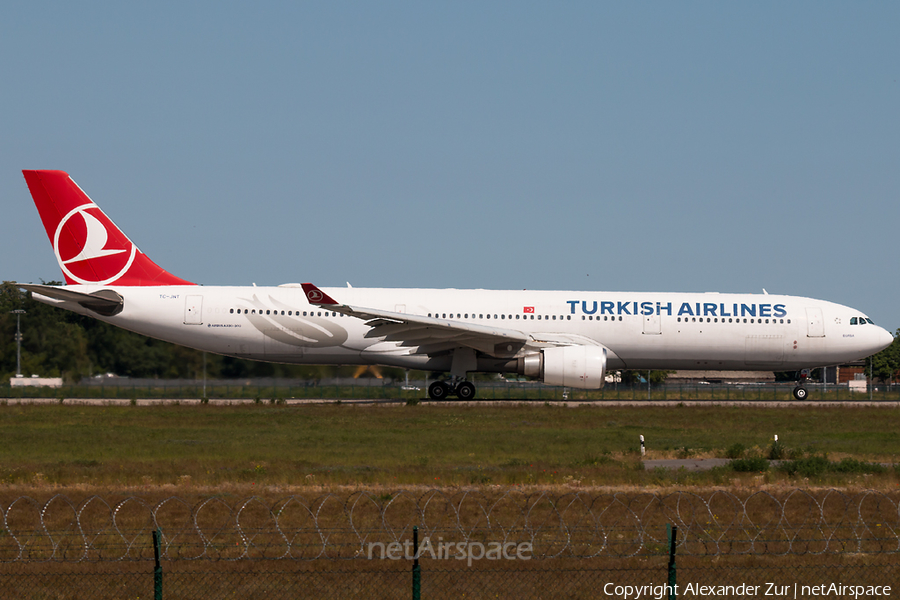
left=302, top=283, right=531, bottom=358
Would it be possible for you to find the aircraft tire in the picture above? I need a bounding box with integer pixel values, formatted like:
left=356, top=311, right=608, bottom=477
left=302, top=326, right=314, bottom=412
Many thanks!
left=792, top=386, right=808, bottom=401
left=428, top=381, right=450, bottom=400
left=455, top=381, right=476, bottom=400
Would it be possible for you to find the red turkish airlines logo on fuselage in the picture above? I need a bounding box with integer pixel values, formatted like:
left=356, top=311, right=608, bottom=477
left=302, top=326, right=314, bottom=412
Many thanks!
left=54, top=204, right=137, bottom=285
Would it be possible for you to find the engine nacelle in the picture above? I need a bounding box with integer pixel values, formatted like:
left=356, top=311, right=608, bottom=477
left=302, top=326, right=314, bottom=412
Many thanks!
left=518, top=346, right=607, bottom=389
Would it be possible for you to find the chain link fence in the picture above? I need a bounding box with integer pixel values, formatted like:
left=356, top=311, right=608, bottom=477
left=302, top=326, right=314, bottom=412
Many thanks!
left=3, top=558, right=898, bottom=599
left=3, top=379, right=900, bottom=402
left=2, top=490, right=900, bottom=598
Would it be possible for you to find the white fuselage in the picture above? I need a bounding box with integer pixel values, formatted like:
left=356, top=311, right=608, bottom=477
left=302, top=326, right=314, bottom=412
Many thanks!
left=36, top=284, right=892, bottom=374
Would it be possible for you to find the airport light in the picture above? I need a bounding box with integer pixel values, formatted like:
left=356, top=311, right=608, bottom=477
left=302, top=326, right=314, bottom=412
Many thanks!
left=10, top=309, right=26, bottom=377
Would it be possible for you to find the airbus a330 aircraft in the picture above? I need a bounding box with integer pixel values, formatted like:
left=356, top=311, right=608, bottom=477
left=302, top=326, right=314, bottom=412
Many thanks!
left=17, top=170, right=894, bottom=400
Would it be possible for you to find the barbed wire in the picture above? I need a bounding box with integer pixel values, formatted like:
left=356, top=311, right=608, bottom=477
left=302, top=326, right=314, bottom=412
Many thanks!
left=1, top=489, right=898, bottom=562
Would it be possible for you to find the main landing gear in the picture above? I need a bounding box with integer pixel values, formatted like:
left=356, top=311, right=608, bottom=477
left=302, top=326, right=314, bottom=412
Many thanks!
left=428, top=380, right=476, bottom=400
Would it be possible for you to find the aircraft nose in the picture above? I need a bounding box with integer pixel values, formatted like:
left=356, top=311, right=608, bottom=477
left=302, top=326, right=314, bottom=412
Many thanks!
left=876, top=326, right=895, bottom=352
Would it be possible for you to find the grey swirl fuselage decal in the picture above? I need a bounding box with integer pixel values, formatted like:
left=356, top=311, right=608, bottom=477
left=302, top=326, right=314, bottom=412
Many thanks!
left=239, top=295, right=350, bottom=348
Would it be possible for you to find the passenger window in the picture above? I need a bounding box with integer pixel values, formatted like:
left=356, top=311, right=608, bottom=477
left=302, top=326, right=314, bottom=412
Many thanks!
left=552, top=316, right=556, bottom=320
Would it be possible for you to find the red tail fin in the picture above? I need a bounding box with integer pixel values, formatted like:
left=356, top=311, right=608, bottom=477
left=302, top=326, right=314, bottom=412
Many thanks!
left=22, top=170, right=195, bottom=286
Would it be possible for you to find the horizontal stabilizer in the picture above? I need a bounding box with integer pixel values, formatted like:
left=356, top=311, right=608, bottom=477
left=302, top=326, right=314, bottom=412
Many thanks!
left=19, top=284, right=124, bottom=317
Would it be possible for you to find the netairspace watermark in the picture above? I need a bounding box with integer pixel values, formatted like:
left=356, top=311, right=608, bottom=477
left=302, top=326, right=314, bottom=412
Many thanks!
left=367, top=537, right=533, bottom=567
left=603, top=582, right=892, bottom=600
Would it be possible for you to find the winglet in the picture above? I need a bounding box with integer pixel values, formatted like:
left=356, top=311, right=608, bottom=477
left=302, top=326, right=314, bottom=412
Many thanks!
left=301, top=283, right=339, bottom=305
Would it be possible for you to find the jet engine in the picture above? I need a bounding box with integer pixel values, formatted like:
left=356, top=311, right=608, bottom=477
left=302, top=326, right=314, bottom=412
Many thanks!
left=517, top=345, right=607, bottom=389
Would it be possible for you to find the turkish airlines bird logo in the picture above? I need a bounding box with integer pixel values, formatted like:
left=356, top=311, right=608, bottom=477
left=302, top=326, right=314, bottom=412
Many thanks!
left=54, top=204, right=137, bottom=285
left=307, top=289, right=324, bottom=303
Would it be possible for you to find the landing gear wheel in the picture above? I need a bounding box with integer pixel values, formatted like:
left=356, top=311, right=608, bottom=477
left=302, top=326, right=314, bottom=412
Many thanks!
left=793, top=386, right=808, bottom=401
left=455, top=381, right=476, bottom=400
left=428, top=381, right=451, bottom=400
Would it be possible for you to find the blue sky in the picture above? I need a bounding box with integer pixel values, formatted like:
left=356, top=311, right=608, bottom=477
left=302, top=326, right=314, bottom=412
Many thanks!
left=2, top=2, right=898, bottom=330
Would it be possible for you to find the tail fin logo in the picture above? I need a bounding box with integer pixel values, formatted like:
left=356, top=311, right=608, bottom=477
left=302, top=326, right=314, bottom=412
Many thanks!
left=54, top=204, right=137, bottom=285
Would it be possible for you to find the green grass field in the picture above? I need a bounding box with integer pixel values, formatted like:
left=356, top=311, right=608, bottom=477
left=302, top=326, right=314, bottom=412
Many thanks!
left=1, top=403, right=899, bottom=491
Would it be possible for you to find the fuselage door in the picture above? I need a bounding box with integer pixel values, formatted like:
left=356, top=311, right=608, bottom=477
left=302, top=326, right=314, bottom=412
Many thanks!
left=806, top=307, right=825, bottom=337
left=184, top=295, right=203, bottom=325
left=643, top=312, right=661, bottom=335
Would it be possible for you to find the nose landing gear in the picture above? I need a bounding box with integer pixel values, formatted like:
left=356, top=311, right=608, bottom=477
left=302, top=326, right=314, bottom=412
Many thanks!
left=792, top=369, right=810, bottom=400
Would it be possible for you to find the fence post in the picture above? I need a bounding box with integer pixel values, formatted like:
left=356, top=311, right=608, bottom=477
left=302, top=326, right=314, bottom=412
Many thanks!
left=412, top=525, right=421, bottom=600
left=667, top=523, right=677, bottom=600
left=153, top=528, right=163, bottom=600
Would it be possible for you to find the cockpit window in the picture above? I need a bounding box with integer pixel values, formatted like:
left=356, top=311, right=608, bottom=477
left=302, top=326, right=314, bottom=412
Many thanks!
left=850, top=317, right=858, bottom=325
left=866, top=318, right=875, bottom=325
